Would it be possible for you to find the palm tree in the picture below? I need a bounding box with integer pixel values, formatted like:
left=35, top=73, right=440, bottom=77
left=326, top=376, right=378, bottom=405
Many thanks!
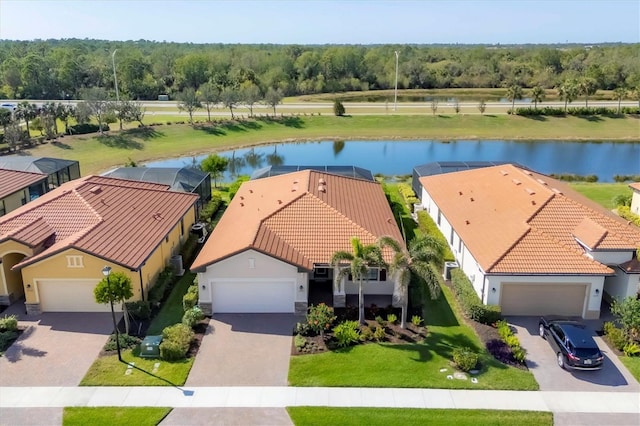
left=558, top=80, right=578, bottom=113
left=632, top=86, right=640, bottom=109
left=15, top=101, right=37, bottom=136
left=378, top=235, right=445, bottom=328
left=613, top=86, right=627, bottom=114
left=0, top=108, right=12, bottom=132
left=331, top=237, right=385, bottom=325
left=505, top=84, right=523, bottom=114
left=530, top=86, right=546, bottom=109
left=578, top=77, right=598, bottom=108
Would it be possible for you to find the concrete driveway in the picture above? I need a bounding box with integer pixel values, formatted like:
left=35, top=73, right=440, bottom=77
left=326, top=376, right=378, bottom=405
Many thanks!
left=186, top=314, right=298, bottom=386
left=0, top=308, right=113, bottom=387
left=507, top=316, right=639, bottom=392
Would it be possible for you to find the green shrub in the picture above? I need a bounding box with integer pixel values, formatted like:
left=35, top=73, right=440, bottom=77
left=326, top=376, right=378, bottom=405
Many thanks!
left=373, top=326, right=386, bottom=341
left=603, top=321, right=616, bottom=336
left=182, top=306, right=204, bottom=328
left=397, top=183, right=418, bottom=206
left=617, top=206, right=640, bottom=227
left=333, top=99, right=345, bottom=116
left=360, top=326, right=374, bottom=341
left=504, top=334, right=521, bottom=349
left=294, top=334, right=307, bottom=351
left=148, top=268, right=173, bottom=305
left=452, top=347, right=478, bottom=372
left=0, top=330, right=18, bottom=349
left=607, top=327, right=628, bottom=351
left=125, top=301, right=151, bottom=320
left=333, top=320, right=360, bottom=347
left=623, top=342, right=640, bottom=357
left=0, top=315, right=18, bottom=332
left=306, top=303, right=337, bottom=334
left=411, top=315, right=423, bottom=326
left=496, top=320, right=512, bottom=340
left=180, top=234, right=199, bottom=264
left=66, top=123, right=109, bottom=135
left=104, top=333, right=140, bottom=351
left=512, top=346, right=527, bottom=363
left=416, top=211, right=454, bottom=262
left=182, top=284, right=199, bottom=311
left=198, top=193, right=224, bottom=223
left=386, top=313, right=398, bottom=324
left=228, top=175, right=250, bottom=201
left=450, top=269, right=502, bottom=325
left=160, top=323, right=194, bottom=360
left=159, top=339, right=186, bottom=361
left=375, top=315, right=386, bottom=326
left=294, top=321, right=311, bottom=336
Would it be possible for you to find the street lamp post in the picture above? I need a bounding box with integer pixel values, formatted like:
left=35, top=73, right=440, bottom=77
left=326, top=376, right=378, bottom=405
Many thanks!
left=111, top=49, right=120, bottom=102
left=102, top=266, right=122, bottom=362
left=394, top=50, right=399, bottom=112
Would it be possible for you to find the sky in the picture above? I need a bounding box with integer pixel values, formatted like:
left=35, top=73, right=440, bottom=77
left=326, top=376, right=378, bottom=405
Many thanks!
left=0, top=0, right=638, bottom=44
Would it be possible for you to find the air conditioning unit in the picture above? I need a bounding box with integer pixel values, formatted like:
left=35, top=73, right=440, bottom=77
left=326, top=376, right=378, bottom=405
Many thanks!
left=170, top=255, right=185, bottom=277
left=443, top=261, right=459, bottom=280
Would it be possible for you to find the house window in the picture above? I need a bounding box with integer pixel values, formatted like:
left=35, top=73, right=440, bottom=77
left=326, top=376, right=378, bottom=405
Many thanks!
left=165, top=235, right=169, bottom=243
left=248, top=258, right=255, bottom=269
left=458, top=238, right=463, bottom=254
left=437, top=210, right=441, bottom=226
left=66, top=255, right=84, bottom=268
left=314, top=267, right=328, bottom=278
left=180, top=219, right=184, bottom=236
left=450, top=228, right=454, bottom=245
left=366, top=268, right=379, bottom=281
left=0, top=200, right=5, bottom=216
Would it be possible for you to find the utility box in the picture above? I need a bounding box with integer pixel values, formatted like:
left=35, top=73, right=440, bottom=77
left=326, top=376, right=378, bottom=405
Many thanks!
left=443, top=261, right=459, bottom=280
left=139, top=335, right=163, bottom=358
left=158, top=94, right=169, bottom=101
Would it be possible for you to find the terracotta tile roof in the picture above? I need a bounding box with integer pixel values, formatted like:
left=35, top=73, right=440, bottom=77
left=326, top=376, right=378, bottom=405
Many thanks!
left=0, top=168, right=47, bottom=199
left=619, top=258, right=640, bottom=273
left=420, top=164, right=640, bottom=275
left=629, top=182, right=640, bottom=191
left=191, top=170, right=403, bottom=271
left=0, top=176, right=198, bottom=270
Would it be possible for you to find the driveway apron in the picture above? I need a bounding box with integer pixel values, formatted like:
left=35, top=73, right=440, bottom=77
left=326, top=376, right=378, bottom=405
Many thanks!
left=186, top=314, right=298, bottom=386
left=160, top=408, right=293, bottom=426
left=0, top=309, right=113, bottom=387
left=507, top=316, right=639, bottom=392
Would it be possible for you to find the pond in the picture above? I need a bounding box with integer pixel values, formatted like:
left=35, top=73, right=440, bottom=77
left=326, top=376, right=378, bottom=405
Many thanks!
left=144, top=140, right=640, bottom=183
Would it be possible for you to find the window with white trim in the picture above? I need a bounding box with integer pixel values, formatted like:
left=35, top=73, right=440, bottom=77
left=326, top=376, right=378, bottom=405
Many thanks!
left=66, top=255, right=84, bottom=268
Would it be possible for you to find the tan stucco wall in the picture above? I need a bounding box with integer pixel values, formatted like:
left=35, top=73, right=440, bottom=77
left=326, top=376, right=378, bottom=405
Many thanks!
left=0, top=240, right=32, bottom=297
left=1, top=189, right=28, bottom=217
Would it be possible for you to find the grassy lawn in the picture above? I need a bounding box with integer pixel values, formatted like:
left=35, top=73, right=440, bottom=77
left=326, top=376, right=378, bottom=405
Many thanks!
left=288, top=284, right=538, bottom=390
left=17, top=115, right=640, bottom=175
left=620, top=356, right=640, bottom=383
left=63, top=407, right=171, bottom=426
left=147, top=272, right=196, bottom=335
left=569, top=182, right=632, bottom=209
left=286, top=407, right=553, bottom=426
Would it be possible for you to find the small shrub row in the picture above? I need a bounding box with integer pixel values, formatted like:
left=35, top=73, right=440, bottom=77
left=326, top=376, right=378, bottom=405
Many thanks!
left=66, top=123, right=109, bottom=135
left=495, top=320, right=527, bottom=363
left=450, top=269, right=502, bottom=325
left=452, top=346, right=478, bottom=371
left=159, top=323, right=194, bottom=361
left=182, top=284, right=199, bottom=311
left=332, top=320, right=360, bottom=347
left=515, top=106, right=639, bottom=117
left=104, top=333, right=140, bottom=351
left=125, top=301, right=151, bottom=320
left=0, top=315, right=18, bottom=332
left=198, top=194, right=224, bottom=223
left=0, top=330, right=18, bottom=350
left=416, top=211, right=454, bottom=262
left=613, top=174, right=640, bottom=183
left=228, top=176, right=250, bottom=201
left=397, top=183, right=418, bottom=206
left=603, top=321, right=638, bottom=356
left=179, top=234, right=199, bottom=265
left=411, top=315, right=423, bottom=326
left=306, top=303, right=337, bottom=335
left=549, top=173, right=598, bottom=182
left=148, top=267, right=174, bottom=305
left=182, top=306, right=204, bottom=328
left=617, top=206, right=640, bottom=227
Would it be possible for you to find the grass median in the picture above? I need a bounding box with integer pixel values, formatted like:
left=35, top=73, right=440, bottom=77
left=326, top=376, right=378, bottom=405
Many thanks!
left=17, top=115, right=640, bottom=175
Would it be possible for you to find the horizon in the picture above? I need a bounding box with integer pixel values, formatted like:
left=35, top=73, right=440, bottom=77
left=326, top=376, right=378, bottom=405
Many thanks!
left=0, top=0, right=638, bottom=44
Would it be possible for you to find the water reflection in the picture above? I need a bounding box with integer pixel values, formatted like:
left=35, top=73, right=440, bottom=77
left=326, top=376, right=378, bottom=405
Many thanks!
left=144, top=140, right=640, bottom=183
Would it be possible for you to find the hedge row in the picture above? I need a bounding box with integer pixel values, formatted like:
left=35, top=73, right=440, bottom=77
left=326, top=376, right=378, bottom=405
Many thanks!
left=618, top=206, right=640, bottom=227
left=148, top=267, right=174, bottom=306
left=416, top=211, right=455, bottom=262
left=397, top=183, right=418, bottom=206
left=198, top=193, right=223, bottom=223
left=450, top=269, right=502, bottom=325
left=549, top=173, right=598, bottom=182
left=66, top=123, right=110, bottom=135
left=514, top=106, right=640, bottom=117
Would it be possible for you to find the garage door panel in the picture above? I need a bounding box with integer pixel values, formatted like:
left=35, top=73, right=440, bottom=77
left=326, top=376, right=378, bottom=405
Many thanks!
left=501, top=283, right=586, bottom=317
left=38, top=280, right=114, bottom=312
left=212, top=280, right=294, bottom=313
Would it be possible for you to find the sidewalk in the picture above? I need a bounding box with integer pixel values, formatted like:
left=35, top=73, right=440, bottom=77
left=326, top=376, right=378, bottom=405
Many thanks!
left=1, top=386, right=638, bottom=414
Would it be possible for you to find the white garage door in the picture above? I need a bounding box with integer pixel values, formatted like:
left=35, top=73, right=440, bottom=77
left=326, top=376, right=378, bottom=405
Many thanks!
left=212, top=280, right=295, bottom=313
left=501, top=283, right=586, bottom=317
left=38, top=279, right=115, bottom=312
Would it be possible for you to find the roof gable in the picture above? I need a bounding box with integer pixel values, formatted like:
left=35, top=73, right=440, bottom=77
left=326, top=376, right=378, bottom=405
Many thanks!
left=0, top=168, right=47, bottom=199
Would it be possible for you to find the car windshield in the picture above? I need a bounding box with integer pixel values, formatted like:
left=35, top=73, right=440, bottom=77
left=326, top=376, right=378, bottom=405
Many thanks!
left=574, top=347, right=600, bottom=357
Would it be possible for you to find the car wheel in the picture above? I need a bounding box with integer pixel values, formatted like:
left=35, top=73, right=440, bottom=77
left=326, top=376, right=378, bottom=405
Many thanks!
left=557, top=353, right=565, bottom=369
left=539, top=324, right=545, bottom=338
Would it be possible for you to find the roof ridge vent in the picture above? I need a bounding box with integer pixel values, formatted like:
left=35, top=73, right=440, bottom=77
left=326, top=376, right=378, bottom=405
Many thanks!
left=318, top=185, right=326, bottom=193
left=465, top=220, right=470, bottom=225
left=512, top=179, right=521, bottom=185
left=291, top=185, right=298, bottom=192
left=318, top=178, right=326, bottom=185
left=536, top=179, right=547, bottom=185
left=277, top=199, right=282, bottom=204
left=89, top=185, right=102, bottom=194
left=552, top=188, right=563, bottom=195
left=458, top=191, right=463, bottom=195
left=500, top=170, right=509, bottom=176
left=525, top=188, right=536, bottom=195
left=523, top=171, right=532, bottom=175
left=470, top=197, right=474, bottom=202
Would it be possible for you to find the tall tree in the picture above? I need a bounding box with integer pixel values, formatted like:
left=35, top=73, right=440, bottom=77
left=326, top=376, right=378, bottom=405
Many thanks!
left=578, top=77, right=598, bottom=108
left=530, top=85, right=546, bottom=109
left=241, top=83, right=261, bottom=117
left=93, top=270, right=134, bottom=334
left=506, top=84, right=523, bottom=113
left=198, top=81, right=220, bottom=122
left=15, top=102, right=37, bottom=136
left=558, top=80, right=579, bottom=112
left=378, top=235, right=445, bottom=328
left=221, top=86, right=240, bottom=119
left=200, top=153, right=229, bottom=187
left=613, top=86, right=627, bottom=114
left=0, top=108, right=12, bottom=132
left=632, top=86, right=640, bottom=108
left=264, top=87, right=283, bottom=115
left=331, top=237, right=385, bottom=325
left=82, top=87, right=113, bottom=134
left=2, top=58, right=22, bottom=98
left=177, top=88, right=201, bottom=124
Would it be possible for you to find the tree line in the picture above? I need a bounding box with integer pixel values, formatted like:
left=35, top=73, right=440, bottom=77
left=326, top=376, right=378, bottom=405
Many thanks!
left=0, top=39, right=638, bottom=101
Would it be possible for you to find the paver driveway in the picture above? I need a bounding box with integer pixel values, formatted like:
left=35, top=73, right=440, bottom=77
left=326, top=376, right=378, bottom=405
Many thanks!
left=186, top=314, right=298, bottom=386
left=507, top=316, right=639, bottom=392
left=0, top=308, right=113, bottom=386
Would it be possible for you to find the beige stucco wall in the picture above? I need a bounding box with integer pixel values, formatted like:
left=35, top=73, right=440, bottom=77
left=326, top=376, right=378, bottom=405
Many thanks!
left=1, top=189, right=28, bottom=217
left=0, top=240, right=32, bottom=300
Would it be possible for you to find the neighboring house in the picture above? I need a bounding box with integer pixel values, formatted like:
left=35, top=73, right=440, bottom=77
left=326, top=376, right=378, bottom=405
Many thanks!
left=0, top=169, right=48, bottom=217
left=0, top=176, right=199, bottom=313
left=0, top=156, right=81, bottom=190
left=419, top=164, right=640, bottom=319
left=191, top=170, right=403, bottom=315
left=102, top=167, right=212, bottom=211
left=252, top=165, right=375, bottom=181
left=630, top=182, right=640, bottom=215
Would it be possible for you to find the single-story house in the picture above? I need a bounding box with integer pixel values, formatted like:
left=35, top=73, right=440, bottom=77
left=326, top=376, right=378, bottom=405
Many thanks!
left=102, top=167, right=212, bottom=211
left=0, top=175, right=199, bottom=313
left=630, top=182, right=640, bottom=216
left=191, top=169, right=404, bottom=315
left=0, top=169, right=48, bottom=217
left=418, top=164, right=640, bottom=319
left=0, top=156, right=81, bottom=190
left=251, top=165, right=375, bottom=181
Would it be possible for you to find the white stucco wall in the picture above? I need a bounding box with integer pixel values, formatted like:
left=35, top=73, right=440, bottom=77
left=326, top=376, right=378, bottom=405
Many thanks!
left=344, top=278, right=394, bottom=295
left=604, top=267, right=640, bottom=301
left=197, top=249, right=304, bottom=304
left=630, top=189, right=640, bottom=215
left=586, top=250, right=633, bottom=265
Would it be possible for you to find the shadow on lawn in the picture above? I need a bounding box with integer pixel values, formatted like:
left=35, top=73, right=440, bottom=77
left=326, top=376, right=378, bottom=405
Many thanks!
left=97, top=133, right=143, bottom=150
left=385, top=330, right=481, bottom=363
left=120, top=356, right=194, bottom=396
